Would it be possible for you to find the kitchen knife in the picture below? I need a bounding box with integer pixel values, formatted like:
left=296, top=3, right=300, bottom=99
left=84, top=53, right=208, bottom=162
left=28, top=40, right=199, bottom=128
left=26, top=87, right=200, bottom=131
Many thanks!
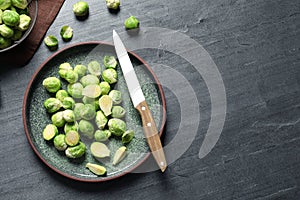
left=113, top=30, right=167, bottom=172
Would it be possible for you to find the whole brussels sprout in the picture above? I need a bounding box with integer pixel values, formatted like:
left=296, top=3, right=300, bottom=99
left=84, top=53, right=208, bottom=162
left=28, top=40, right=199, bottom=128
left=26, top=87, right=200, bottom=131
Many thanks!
left=58, top=62, right=72, bottom=79
left=60, top=25, right=73, bottom=42
left=65, top=130, right=80, bottom=146
left=55, top=90, right=69, bottom=102
left=73, top=1, right=89, bottom=17
left=81, top=104, right=96, bottom=120
left=0, top=24, right=14, bottom=38
left=111, top=106, right=126, bottom=118
left=102, top=68, right=117, bottom=84
left=103, top=56, right=117, bottom=69
left=62, top=97, right=75, bottom=109
left=53, top=134, right=67, bottom=151
left=43, top=98, right=62, bottom=113
left=0, top=36, right=11, bottom=49
left=87, top=60, right=101, bottom=77
left=99, top=81, right=111, bottom=95
left=17, top=14, right=31, bottom=31
left=94, top=129, right=111, bottom=142
left=0, top=0, right=11, bottom=10
left=42, top=124, right=58, bottom=141
left=108, top=90, right=122, bottom=104
left=44, top=35, right=58, bottom=51
left=73, top=103, right=85, bottom=120
left=124, top=15, right=140, bottom=30
left=95, top=110, right=108, bottom=129
left=78, top=119, right=94, bottom=139
left=67, top=82, right=83, bottom=98
left=11, top=29, right=22, bottom=40
left=12, top=0, right=28, bottom=9
left=99, top=95, right=113, bottom=116
left=108, top=118, right=126, bottom=137
left=64, top=122, right=79, bottom=134
left=82, top=84, right=101, bottom=98
left=2, top=10, right=20, bottom=26
left=42, top=77, right=61, bottom=93
left=106, top=0, right=120, bottom=10
left=51, top=111, right=65, bottom=127
left=122, top=130, right=134, bottom=144
left=63, top=110, right=75, bottom=123
left=65, top=142, right=86, bottom=159
left=64, top=70, right=78, bottom=84
left=82, top=96, right=99, bottom=110
left=74, top=64, right=87, bottom=77
left=80, top=74, right=99, bottom=87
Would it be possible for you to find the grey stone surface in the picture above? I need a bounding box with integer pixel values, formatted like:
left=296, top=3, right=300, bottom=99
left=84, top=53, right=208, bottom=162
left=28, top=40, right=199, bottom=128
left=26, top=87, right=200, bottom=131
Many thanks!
left=0, top=0, right=299, bottom=199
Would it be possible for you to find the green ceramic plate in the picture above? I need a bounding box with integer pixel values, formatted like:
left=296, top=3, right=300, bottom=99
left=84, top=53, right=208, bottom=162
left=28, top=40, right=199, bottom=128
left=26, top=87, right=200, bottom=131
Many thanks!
left=22, top=41, right=166, bottom=182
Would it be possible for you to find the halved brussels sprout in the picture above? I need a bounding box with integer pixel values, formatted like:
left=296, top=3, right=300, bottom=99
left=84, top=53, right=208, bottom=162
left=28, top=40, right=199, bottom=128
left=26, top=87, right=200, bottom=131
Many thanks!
left=65, top=142, right=86, bottom=159
left=99, top=95, right=113, bottom=116
left=42, top=124, right=58, bottom=141
left=82, top=84, right=101, bottom=98
left=90, top=142, right=110, bottom=158
left=44, top=35, right=58, bottom=51
left=95, top=110, right=108, bottom=130
left=103, top=56, right=117, bottom=69
left=53, top=134, right=68, bottom=151
left=43, top=98, right=62, bottom=113
left=108, top=118, right=126, bottom=137
left=87, top=60, right=101, bottom=77
left=60, top=25, right=73, bottom=42
left=42, top=77, right=61, bottom=93
left=65, top=130, right=80, bottom=146
left=102, top=68, right=117, bottom=84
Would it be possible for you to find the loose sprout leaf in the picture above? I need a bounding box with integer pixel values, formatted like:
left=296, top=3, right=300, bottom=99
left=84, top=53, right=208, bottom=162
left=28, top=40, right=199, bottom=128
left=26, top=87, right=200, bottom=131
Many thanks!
left=86, top=163, right=106, bottom=176
left=113, top=146, right=127, bottom=165
left=90, top=142, right=110, bottom=158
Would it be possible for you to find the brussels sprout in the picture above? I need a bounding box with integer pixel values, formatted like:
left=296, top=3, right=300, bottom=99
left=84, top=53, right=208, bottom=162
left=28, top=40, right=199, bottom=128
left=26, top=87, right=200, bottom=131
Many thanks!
left=44, top=35, right=58, bottom=51
left=43, top=98, right=62, bottom=113
left=0, top=0, right=11, bottom=10
left=82, top=84, right=101, bottom=98
left=94, top=129, right=111, bottom=142
left=108, top=118, right=126, bottom=137
left=86, top=163, right=106, bottom=176
left=51, top=111, right=65, bottom=127
left=17, top=14, right=30, bottom=31
left=62, top=97, right=75, bottom=109
left=0, top=24, right=14, bottom=38
left=106, top=0, right=120, bottom=10
left=65, top=142, right=86, bottom=159
left=124, top=16, right=139, bottom=30
left=74, top=64, right=87, bottom=77
left=67, top=82, right=83, bottom=98
left=82, top=96, right=99, bottom=110
left=102, top=68, right=117, bottom=84
left=11, top=0, right=28, bottom=9
left=122, top=130, right=134, bottom=144
left=108, top=90, right=122, bottom=105
left=73, top=103, right=85, bottom=120
left=64, top=70, right=78, bottom=84
left=81, top=104, right=96, bottom=120
left=103, top=56, right=117, bottom=69
left=58, top=62, right=73, bottom=79
left=53, top=134, right=68, bottom=151
left=64, top=122, right=79, bottom=134
left=111, top=106, right=126, bottom=118
left=99, top=95, right=113, bottom=116
left=55, top=90, right=69, bottom=102
left=95, top=110, right=108, bottom=129
left=99, top=81, right=110, bottom=95
left=42, top=124, right=58, bottom=141
left=60, top=25, right=73, bottom=42
left=90, top=142, right=110, bottom=158
left=65, top=130, right=80, bottom=146
left=11, top=29, right=22, bottom=40
left=87, top=60, right=101, bottom=77
left=78, top=119, right=94, bottom=139
left=73, top=1, right=89, bottom=17
left=2, top=10, right=19, bottom=26
left=113, top=146, right=127, bottom=165
left=63, top=110, right=75, bottom=123
left=0, top=9, right=3, bottom=24
left=80, top=74, right=99, bottom=87
left=42, top=77, right=61, bottom=93
left=0, top=36, right=11, bottom=49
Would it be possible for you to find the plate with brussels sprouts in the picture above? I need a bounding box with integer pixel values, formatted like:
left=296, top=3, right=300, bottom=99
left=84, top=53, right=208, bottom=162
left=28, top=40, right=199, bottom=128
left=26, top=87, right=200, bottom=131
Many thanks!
left=23, top=41, right=166, bottom=182
left=0, top=0, right=38, bottom=52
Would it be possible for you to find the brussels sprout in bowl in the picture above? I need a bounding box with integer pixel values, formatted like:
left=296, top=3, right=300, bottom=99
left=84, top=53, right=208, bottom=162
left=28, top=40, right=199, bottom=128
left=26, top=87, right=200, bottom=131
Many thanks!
left=0, top=0, right=38, bottom=53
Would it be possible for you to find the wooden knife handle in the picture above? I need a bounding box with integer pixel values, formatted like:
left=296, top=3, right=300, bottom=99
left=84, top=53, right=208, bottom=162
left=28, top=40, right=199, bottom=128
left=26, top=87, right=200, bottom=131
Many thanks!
left=136, top=100, right=167, bottom=172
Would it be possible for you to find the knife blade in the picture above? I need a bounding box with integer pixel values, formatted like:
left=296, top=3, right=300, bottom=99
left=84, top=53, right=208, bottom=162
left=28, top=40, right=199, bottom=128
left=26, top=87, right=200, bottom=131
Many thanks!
left=113, top=30, right=167, bottom=172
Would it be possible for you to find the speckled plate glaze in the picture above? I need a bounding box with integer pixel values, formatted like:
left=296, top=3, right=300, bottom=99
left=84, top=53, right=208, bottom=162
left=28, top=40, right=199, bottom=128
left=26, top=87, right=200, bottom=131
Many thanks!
left=22, top=41, right=166, bottom=182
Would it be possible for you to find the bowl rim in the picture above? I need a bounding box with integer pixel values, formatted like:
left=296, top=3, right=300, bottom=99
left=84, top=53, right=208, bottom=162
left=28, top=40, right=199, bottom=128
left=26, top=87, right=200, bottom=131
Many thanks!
left=0, top=0, right=38, bottom=53
left=22, top=41, right=167, bottom=182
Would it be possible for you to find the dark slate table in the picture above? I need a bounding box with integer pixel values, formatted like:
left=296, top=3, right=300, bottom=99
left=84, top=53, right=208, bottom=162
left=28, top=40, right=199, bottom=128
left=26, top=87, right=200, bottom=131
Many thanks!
left=1, top=0, right=299, bottom=199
